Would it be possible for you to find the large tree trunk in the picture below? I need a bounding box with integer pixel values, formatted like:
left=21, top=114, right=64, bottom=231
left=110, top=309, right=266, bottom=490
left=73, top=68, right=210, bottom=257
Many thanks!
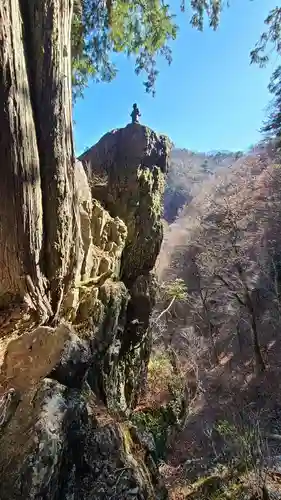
left=248, top=301, right=266, bottom=374
left=237, top=267, right=266, bottom=374
left=232, top=263, right=266, bottom=374
left=0, top=0, right=75, bottom=321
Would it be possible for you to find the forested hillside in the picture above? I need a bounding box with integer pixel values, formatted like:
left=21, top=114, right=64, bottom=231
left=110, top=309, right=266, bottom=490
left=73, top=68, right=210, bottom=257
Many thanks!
left=154, top=147, right=281, bottom=497
left=164, top=149, right=244, bottom=223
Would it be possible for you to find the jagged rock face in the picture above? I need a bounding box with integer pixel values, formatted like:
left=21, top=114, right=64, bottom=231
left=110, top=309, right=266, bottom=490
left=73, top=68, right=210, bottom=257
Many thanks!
left=77, top=124, right=170, bottom=412
left=62, top=161, right=128, bottom=323
left=80, top=123, right=170, bottom=284
left=0, top=124, right=171, bottom=499
left=0, top=378, right=167, bottom=500
left=89, top=274, right=158, bottom=412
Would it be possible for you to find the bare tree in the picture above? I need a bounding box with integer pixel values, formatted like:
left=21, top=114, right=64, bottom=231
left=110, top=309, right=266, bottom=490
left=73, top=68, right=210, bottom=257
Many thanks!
left=152, top=280, right=209, bottom=418
left=152, top=279, right=188, bottom=369
left=183, top=255, right=221, bottom=365
left=196, top=198, right=266, bottom=373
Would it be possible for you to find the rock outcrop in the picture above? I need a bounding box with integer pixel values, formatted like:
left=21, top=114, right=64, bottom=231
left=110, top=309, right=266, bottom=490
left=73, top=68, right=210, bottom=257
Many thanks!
left=80, top=123, right=169, bottom=284
left=0, top=124, right=171, bottom=499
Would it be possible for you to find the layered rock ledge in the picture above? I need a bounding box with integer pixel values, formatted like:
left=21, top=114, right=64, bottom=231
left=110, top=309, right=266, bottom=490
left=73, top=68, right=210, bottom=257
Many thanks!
left=0, top=124, right=171, bottom=499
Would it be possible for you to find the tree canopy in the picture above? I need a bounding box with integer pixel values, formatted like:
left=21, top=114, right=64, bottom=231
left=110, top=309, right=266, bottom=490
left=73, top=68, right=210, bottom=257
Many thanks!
left=250, top=7, right=281, bottom=146
left=72, top=0, right=223, bottom=100
left=250, top=7, right=281, bottom=67
left=261, top=66, right=281, bottom=143
left=72, top=1, right=281, bottom=104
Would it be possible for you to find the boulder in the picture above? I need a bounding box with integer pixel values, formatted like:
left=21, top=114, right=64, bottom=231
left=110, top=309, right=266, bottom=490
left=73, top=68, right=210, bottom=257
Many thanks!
left=0, top=380, right=167, bottom=500
left=0, top=324, right=91, bottom=394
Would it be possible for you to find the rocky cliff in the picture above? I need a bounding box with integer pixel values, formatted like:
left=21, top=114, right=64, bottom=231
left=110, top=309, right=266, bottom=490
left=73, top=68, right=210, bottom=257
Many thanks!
left=0, top=124, right=171, bottom=499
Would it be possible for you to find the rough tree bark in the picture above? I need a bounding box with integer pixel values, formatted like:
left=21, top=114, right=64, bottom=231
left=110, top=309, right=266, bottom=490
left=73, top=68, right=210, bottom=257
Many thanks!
left=0, top=0, right=76, bottom=321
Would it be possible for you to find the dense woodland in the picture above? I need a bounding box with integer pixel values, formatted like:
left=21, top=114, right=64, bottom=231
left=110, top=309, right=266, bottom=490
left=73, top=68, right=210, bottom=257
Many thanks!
left=164, top=149, right=244, bottom=223
left=154, top=143, right=281, bottom=497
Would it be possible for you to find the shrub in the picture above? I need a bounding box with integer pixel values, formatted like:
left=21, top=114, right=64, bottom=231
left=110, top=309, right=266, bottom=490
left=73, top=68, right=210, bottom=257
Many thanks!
left=132, top=352, right=186, bottom=461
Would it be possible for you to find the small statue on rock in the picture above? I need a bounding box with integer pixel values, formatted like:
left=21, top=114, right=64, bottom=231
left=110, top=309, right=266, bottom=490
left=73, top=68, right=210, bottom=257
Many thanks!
left=131, top=103, right=141, bottom=124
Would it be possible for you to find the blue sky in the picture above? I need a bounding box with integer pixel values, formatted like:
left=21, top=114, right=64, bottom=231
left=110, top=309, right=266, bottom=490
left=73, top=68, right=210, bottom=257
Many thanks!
left=74, top=0, right=280, bottom=155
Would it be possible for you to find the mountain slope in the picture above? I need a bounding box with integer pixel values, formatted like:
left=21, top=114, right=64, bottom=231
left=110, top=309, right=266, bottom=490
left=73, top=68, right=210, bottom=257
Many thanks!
left=164, top=148, right=244, bottom=223
left=156, top=149, right=281, bottom=497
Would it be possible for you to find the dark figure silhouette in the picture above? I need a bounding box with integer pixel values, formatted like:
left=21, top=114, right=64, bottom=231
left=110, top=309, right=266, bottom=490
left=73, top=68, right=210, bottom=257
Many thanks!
left=131, top=103, right=141, bottom=124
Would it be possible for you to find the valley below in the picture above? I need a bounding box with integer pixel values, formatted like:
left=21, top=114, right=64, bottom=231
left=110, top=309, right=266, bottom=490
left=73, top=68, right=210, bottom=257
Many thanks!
left=150, top=144, right=281, bottom=499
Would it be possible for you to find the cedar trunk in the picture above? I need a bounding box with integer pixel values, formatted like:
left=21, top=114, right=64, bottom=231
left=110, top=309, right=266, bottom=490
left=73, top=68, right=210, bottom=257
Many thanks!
left=0, top=0, right=76, bottom=321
